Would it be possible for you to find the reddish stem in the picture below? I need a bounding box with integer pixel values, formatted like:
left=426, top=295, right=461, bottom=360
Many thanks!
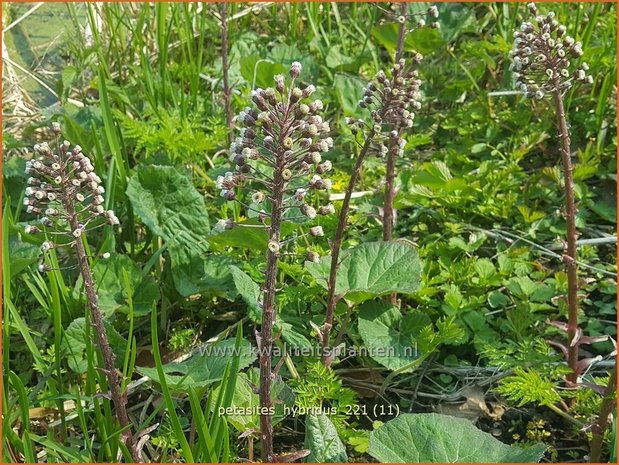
left=321, top=128, right=376, bottom=365
left=219, top=2, right=233, bottom=144
left=552, top=85, right=579, bottom=384
left=65, top=199, right=137, bottom=461
left=259, top=148, right=286, bottom=462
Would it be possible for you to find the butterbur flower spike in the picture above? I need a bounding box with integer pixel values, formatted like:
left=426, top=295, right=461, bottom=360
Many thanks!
left=358, top=59, right=422, bottom=139
left=510, top=2, right=593, bottom=97
left=222, top=61, right=334, bottom=239
left=23, top=124, right=137, bottom=460
left=25, top=139, right=119, bottom=243
left=224, top=63, right=334, bottom=462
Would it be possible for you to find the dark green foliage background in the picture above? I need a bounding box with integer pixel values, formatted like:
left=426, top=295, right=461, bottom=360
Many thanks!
left=2, top=2, right=616, bottom=463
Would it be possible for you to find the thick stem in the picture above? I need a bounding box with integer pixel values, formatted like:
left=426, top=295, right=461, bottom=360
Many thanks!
left=321, top=129, right=376, bottom=365
left=383, top=147, right=399, bottom=306
left=219, top=2, right=233, bottom=145
left=259, top=157, right=285, bottom=462
left=382, top=3, right=408, bottom=306
left=589, top=363, right=617, bottom=462
left=395, top=3, right=408, bottom=63
left=552, top=87, right=579, bottom=384
left=383, top=148, right=397, bottom=243
left=65, top=200, right=137, bottom=461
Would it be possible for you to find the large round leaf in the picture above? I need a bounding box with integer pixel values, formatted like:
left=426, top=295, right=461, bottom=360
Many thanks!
left=369, top=413, right=547, bottom=463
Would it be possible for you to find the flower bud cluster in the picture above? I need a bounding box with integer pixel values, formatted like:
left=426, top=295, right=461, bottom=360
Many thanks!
left=351, top=57, right=422, bottom=158
left=359, top=59, right=422, bottom=129
left=23, top=128, right=118, bottom=255
left=394, top=4, right=440, bottom=30
left=510, top=3, right=593, bottom=98
left=219, top=62, right=334, bottom=215
left=217, top=62, right=334, bottom=260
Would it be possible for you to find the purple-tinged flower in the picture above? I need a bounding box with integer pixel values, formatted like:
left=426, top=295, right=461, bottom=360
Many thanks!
left=510, top=3, right=592, bottom=97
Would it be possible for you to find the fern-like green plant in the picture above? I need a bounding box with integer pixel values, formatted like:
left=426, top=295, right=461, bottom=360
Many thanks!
left=292, top=362, right=357, bottom=414
left=496, top=368, right=562, bottom=407
left=119, top=108, right=227, bottom=162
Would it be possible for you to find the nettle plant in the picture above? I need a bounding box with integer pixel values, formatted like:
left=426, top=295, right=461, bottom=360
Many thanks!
left=218, top=62, right=334, bottom=462
left=23, top=124, right=137, bottom=460
left=509, top=4, right=616, bottom=461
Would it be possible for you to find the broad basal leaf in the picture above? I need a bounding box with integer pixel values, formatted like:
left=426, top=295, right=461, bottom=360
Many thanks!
left=9, top=234, right=40, bottom=277
left=214, top=368, right=295, bottom=433
left=230, top=265, right=262, bottom=322
left=305, top=241, right=421, bottom=303
left=137, top=338, right=256, bottom=391
left=76, top=254, right=159, bottom=316
left=369, top=413, right=547, bottom=463
left=358, top=301, right=430, bottom=371
left=170, top=249, right=236, bottom=298
left=304, top=414, right=348, bottom=463
left=64, top=317, right=127, bottom=373
left=126, top=165, right=210, bottom=256
left=334, top=74, right=365, bottom=116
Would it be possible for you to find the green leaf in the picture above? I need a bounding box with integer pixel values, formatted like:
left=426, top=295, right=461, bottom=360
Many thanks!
left=230, top=266, right=262, bottom=322
left=138, top=338, right=256, bottom=391
left=372, top=22, right=444, bottom=56
left=8, top=234, right=40, bottom=277
left=77, top=254, right=159, bottom=316
left=304, top=414, right=348, bottom=463
left=209, top=220, right=296, bottom=251
left=359, top=302, right=429, bottom=371
left=64, top=317, right=127, bottom=373
left=405, top=27, right=444, bottom=55
left=305, top=241, right=421, bottom=303
left=215, top=368, right=294, bottom=433
left=333, top=74, right=365, bottom=116
left=325, top=45, right=359, bottom=71
left=170, top=250, right=236, bottom=298
left=369, top=413, right=547, bottom=463
left=371, top=23, right=399, bottom=56
left=487, top=290, right=510, bottom=309
left=126, top=165, right=210, bottom=257
left=239, top=55, right=288, bottom=88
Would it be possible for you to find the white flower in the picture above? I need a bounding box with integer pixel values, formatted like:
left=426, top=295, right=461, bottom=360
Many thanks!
left=41, top=241, right=54, bottom=252
left=290, top=61, right=302, bottom=78
left=295, top=188, right=307, bottom=201
left=252, top=192, right=265, bottom=203
left=268, top=240, right=280, bottom=253
left=302, top=205, right=317, bottom=219
left=309, top=226, right=324, bottom=237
